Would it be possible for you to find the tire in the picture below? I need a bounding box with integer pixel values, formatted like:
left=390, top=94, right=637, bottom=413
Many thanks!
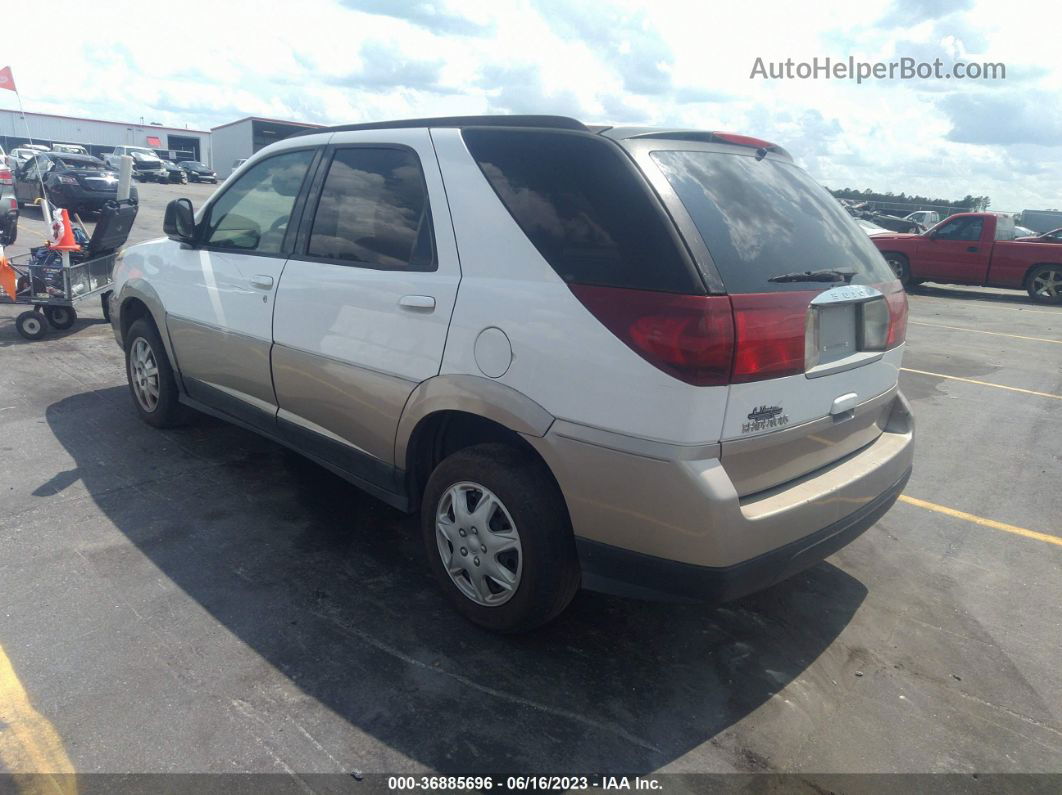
left=124, top=318, right=184, bottom=428
left=44, top=305, right=76, bottom=330
left=1025, top=264, right=1062, bottom=305
left=15, top=310, right=47, bottom=340
left=101, top=291, right=112, bottom=322
left=421, top=443, right=580, bottom=633
left=882, top=252, right=911, bottom=286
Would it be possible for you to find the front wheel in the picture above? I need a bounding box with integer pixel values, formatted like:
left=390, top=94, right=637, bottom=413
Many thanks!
left=124, top=318, right=184, bottom=427
left=421, top=443, right=580, bottom=633
left=44, top=305, right=76, bottom=330
left=1026, top=264, right=1062, bottom=305
left=882, top=252, right=911, bottom=286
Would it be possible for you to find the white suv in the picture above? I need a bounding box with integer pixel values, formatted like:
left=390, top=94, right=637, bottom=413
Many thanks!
left=109, top=115, right=914, bottom=632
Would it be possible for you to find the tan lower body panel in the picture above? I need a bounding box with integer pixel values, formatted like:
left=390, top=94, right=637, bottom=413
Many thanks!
left=720, top=387, right=898, bottom=497
left=526, top=392, right=914, bottom=568
left=271, top=344, right=416, bottom=466
left=167, top=315, right=276, bottom=408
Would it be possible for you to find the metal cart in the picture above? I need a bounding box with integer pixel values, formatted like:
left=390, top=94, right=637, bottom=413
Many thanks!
left=2, top=199, right=138, bottom=340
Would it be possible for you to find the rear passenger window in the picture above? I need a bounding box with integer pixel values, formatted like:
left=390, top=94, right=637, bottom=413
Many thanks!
left=306, top=148, right=435, bottom=271
left=462, top=129, right=699, bottom=293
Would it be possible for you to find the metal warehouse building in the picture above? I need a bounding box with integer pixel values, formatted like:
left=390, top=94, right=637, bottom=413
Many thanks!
left=1, top=111, right=324, bottom=174
left=210, top=117, right=324, bottom=176
left=0, top=109, right=210, bottom=164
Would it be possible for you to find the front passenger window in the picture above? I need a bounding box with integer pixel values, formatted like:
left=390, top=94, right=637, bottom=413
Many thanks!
left=204, top=149, right=314, bottom=254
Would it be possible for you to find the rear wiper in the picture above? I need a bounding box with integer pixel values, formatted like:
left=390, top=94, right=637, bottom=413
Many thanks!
left=767, top=269, right=856, bottom=283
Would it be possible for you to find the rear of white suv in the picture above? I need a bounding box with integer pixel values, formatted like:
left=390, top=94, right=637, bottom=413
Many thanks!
left=110, top=116, right=912, bottom=632
left=434, top=124, right=912, bottom=610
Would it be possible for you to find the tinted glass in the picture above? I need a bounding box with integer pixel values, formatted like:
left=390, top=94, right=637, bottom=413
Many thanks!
left=307, top=148, right=434, bottom=271
left=651, top=149, right=895, bottom=293
left=58, top=156, right=105, bottom=170
left=463, top=129, right=698, bottom=293
left=205, top=149, right=314, bottom=254
left=936, top=217, right=983, bottom=241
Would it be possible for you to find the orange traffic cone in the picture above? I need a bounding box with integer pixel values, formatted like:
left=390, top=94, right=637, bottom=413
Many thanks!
left=50, top=209, right=80, bottom=252
left=0, top=252, right=16, bottom=302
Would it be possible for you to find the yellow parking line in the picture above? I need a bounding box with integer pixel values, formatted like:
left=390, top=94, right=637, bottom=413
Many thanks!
left=900, top=368, right=1062, bottom=400
left=0, top=642, right=77, bottom=789
left=909, top=321, right=1062, bottom=345
left=900, top=495, right=1062, bottom=548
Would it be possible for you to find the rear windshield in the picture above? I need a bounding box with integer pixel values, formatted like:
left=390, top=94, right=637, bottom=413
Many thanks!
left=651, top=150, right=895, bottom=293
left=58, top=157, right=106, bottom=170
left=463, top=129, right=700, bottom=293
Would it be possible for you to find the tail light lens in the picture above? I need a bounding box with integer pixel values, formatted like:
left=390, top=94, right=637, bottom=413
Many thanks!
left=885, top=290, right=908, bottom=347
left=0, top=168, right=12, bottom=185
left=568, top=284, right=734, bottom=386
left=860, top=298, right=890, bottom=351
left=730, top=292, right=817, bottom=382
left=570, top=283, right=904, bottom=387
left=879, top=282, right=908, bottom=348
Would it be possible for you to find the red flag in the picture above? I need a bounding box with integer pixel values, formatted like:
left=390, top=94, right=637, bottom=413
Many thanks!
left=0, top=66, right=15, bottom=93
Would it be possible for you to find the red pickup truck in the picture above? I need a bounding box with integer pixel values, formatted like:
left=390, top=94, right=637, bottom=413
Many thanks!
left=871, top=212, right=1062, bottom=304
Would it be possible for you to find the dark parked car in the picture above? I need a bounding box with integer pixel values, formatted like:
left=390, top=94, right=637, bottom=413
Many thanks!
left=178, top=160, right=217, bottom=183
left=1016, top=227, right=1062, bottom=243
left=13, top=153, right=138, bottom=214
left=157, top=160, right=188, bottom=184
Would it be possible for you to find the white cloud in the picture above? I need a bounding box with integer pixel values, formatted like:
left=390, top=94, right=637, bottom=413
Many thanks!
left=1, top=0, right=1059, bottom=209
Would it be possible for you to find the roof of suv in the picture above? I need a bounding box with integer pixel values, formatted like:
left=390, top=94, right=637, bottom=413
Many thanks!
left=291, top=114, right=791, bottom=159
left=291, top=115, right=590, bottom=136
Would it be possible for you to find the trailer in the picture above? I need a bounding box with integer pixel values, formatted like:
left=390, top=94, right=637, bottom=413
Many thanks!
left=1, top=199, right=138, bottom=339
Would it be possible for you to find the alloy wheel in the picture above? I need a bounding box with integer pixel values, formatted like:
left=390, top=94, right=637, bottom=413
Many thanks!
left=1030, top=267, right=1062, bottom=300
left=436, top=482, right=522, bottom=606
left=129, top=337, right=160, bottom=413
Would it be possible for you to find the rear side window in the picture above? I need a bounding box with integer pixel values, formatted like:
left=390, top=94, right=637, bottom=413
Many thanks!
left=306, top=147, right=435, bottom=271
left=463, top=129, right=699, bottom=293
left=651, top=150, right=895, bottom=293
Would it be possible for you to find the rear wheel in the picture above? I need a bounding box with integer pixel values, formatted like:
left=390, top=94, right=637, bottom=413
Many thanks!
left=882, top=252, right=911, bottom=286
left=1025, top=264, right=1062, bottom=305
left=125, top=318, right=184, bottom=427
left=15, top=310, right=46, bottom=340
left=421, top=443, right=580, bottom=633
left=44, top=305, right=76, bottom=330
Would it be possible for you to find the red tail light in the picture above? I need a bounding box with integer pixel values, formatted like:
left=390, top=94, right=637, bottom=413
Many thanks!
left=730, top=292, right=817, bottom=382
left=0, top=167, right=12, bottom=185
left=883, top=283, right=908, bottom=348
left=711, top=132, right=776, bottom=149
left=571, top=284, right=900, bottom=387
left=568, top=284, right=734, bottom=386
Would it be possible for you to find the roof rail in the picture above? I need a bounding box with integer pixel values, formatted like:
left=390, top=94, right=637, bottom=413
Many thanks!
left=290, top=115, right=588, bottom=137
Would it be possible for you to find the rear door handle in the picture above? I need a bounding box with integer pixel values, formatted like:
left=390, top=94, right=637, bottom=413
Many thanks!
left=966, top=246, right=978, bottom=252
left=398, top=295, right=436, bottom=311
left=250, top=275, right=274, bottom=289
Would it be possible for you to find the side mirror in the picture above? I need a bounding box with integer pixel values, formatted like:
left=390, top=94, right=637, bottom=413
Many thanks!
left=163, top=198, right=196, bottom=243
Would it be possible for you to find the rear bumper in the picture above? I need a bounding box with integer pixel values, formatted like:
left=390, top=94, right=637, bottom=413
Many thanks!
left=525, top=390, right=914, bottom=602
left=50, top=185, right=118, bottom=210
left=576, top=467, right=909, bottom=602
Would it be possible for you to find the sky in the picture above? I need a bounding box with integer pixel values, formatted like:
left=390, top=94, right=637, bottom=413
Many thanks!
left=2, top=0, right=1058, bottom=210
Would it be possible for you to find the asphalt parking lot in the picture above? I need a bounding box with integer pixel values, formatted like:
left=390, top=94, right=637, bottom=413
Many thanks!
left=1, top=180, right=1060, bottom=779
